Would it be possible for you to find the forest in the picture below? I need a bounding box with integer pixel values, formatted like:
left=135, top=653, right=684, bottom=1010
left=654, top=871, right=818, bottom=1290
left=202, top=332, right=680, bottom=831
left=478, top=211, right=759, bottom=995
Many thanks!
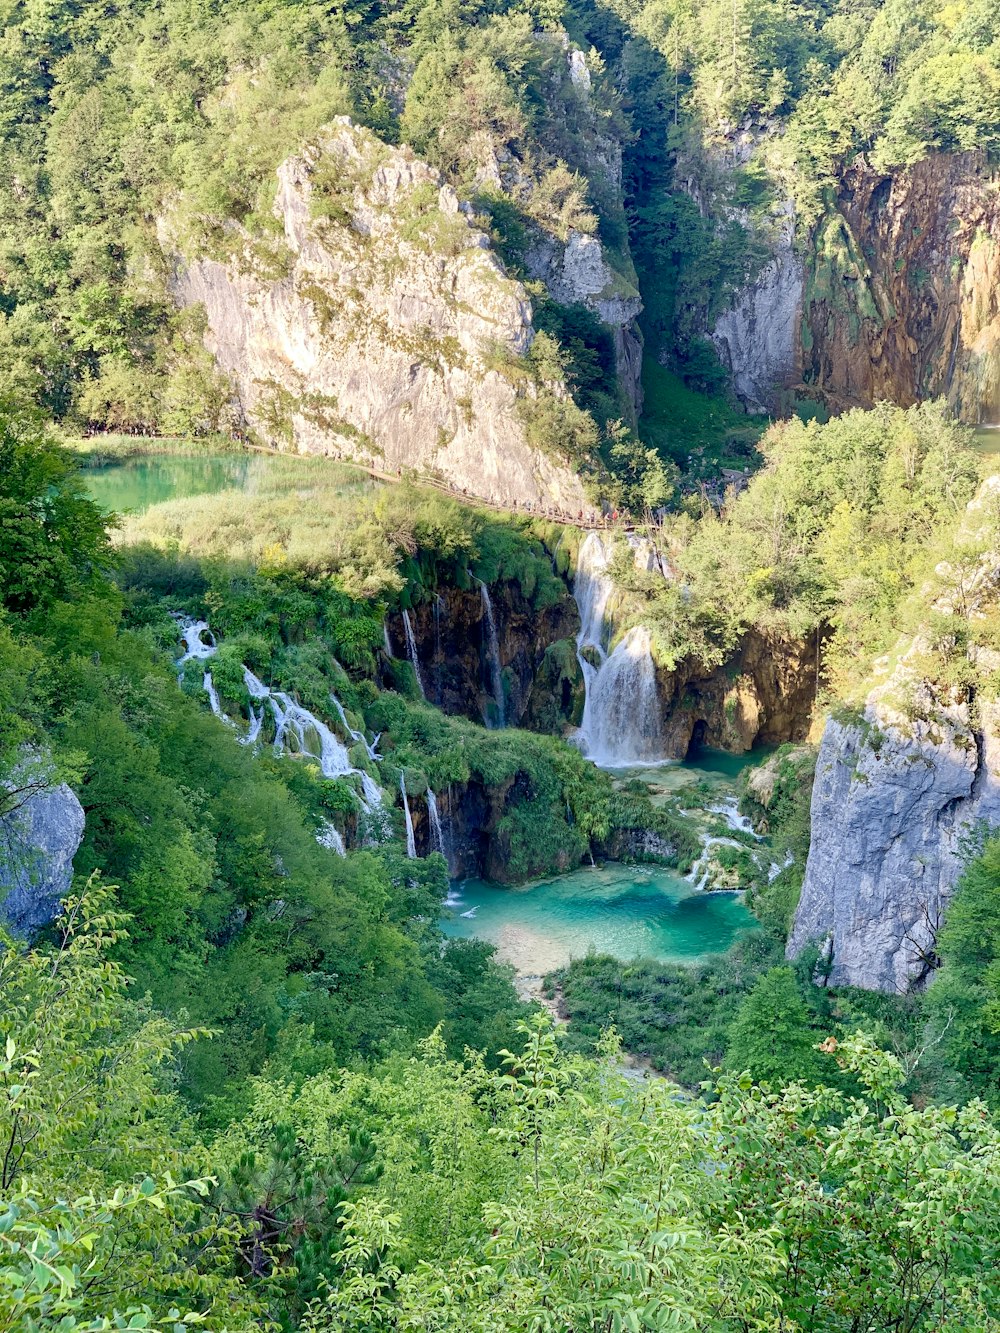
left=0, top=390, right=998, bottom=1326
left=0, top=0, right=1000, bottom=1325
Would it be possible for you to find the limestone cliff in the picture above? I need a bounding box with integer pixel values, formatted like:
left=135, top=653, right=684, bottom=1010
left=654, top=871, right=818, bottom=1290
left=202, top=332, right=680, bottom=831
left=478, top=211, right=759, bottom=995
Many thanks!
left=484, top=38, right=645, bottom=421
left=788, top=479, right=1000, bottom=991
left=801, top=153, right=1000, bottom=422
left=167, top=119, right=596, bottom=515
left=0, top=779, right=85, bottom=935
left=713, top=148, right=1000, bottom=423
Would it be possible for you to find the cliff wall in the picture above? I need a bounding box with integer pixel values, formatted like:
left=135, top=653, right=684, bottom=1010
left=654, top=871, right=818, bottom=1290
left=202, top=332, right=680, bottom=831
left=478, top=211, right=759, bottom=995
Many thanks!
left=712, top=149, right=1000, bottom=424
left=167, top=119, right=596, bottom=514
left=788, top=478, right=1000, bottom=990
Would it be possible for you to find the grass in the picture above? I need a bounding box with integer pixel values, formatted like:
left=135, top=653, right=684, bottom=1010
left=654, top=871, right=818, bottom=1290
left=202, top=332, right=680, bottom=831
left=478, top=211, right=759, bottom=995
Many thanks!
left=638, top=357, right=767, bottom=478
left=62, top=432, right=253, bottom=463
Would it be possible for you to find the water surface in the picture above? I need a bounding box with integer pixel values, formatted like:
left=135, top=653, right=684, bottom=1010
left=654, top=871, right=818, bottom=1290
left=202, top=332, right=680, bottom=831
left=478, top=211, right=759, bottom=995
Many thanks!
left=83, top=453, right=254, bottom=514
left=441, top=864, right=756, bottom=974
left=82, top=450, right=375, bottom=515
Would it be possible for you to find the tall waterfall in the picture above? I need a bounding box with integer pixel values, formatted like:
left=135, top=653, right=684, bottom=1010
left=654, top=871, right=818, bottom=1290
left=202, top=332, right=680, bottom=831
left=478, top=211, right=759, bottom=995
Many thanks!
left=426, top=788, right=444, bottom=855
left=478, top=581, right=505, bottom=728
left=573, top=533, right=665, bottom=766
left=400, top=774, right=417, bottom=858
left=426, top=787, right=456, bottom=874
left=401, top=609, right=425, bottom=698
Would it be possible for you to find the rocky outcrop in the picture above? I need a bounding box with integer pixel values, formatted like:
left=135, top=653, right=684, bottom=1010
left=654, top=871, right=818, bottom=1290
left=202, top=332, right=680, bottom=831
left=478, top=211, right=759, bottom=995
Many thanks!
left=167, top=119, right=596, bottom=515
left=787, top=696, right=1000, bottom=992
left=519, top=40, right=644, bottom=421
left=713, top=200, right=803, bottom=415
left=653, top=628, right=820, bottom=759
left=386, top=578, right=582, bottom=731
left=526, top=228, right=644, bottom=419
left=788, top=478, right=1000, bottom=990
left=801, top=153, right=1000, bottom=422
left=0, top=782, right=85, bottom=935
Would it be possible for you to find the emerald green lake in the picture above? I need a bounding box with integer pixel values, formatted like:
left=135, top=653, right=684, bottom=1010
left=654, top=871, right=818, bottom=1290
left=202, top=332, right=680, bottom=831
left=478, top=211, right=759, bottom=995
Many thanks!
left=441, top=864, right=756, bottom=974
left=83, top=454, right=255, bottom=514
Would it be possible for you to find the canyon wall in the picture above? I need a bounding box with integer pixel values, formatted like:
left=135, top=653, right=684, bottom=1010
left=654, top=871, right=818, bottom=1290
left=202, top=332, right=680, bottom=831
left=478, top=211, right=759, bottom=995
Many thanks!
left=714, top=150, right=1000, bottom=424
left=802, top=153, right=1000, bottom=422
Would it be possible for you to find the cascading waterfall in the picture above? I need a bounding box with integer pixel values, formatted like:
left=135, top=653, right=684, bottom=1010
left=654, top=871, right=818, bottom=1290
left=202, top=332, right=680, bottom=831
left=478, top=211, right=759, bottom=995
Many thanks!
left=174, top=617, right=383, bottom=830
left=331, top=697, right=381, bottom=762
left=317, top=822, right=347, bottom=856
left=686, top=797, right=764, bottom=891
left=383, top=622, right=394, bottom=658
left=203, top=672, right=229, bottom=724
left=573, top=533, right=664, bottom=766
left=401, top=609, right=425, bottom=698
left=400, top=774, right=417, bottom=858
left=478, top=581, right=505, bottom=728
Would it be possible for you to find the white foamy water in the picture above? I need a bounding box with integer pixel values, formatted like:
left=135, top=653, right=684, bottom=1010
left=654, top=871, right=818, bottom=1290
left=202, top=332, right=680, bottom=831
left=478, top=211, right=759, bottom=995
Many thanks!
left=573, top=533, right=664, bottom=766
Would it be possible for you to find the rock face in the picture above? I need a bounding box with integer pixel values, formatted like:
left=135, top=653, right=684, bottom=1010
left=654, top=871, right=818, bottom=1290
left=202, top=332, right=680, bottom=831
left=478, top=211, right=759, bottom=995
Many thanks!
left=788, top=700, right=1000, bottom=992
left=654, top=627, right=820, bottom=758
left=0, top=783, right=86, bottom=935
left=789, top=479, right=1000, bottom=990
left=713, top=201, right=803, bottom=415
left=715, top=147, right=1000, bottom=422
left=386, top=578, right=582, bottom=732
left=167, top=119, right=595, bottom=514
left=801, top=153, right=1000, bottom=422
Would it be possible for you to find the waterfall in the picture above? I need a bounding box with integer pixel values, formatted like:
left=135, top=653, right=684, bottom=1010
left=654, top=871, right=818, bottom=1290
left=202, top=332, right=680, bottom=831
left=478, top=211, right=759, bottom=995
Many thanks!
left=478, top=581, right=505, bottom=728
left=177, top=618, right=217, bottom=664
left=317, top=821, right=346, bottom=856
left=401, top=609, right=425, bottom=698
left=426, top=788, right=444, bottom=855
left=202, top=671, right=230, bottom=724
left=400, top=774, right=416, bottom=858
left=331, top=696, right=381, bottom=762
left=427, top=786, right=456, bottom=873
left=383, top=622, right=394, bottom=657
left=573, top=534, right=665, bottom=767
left=173, top=617, right=383, bottom=811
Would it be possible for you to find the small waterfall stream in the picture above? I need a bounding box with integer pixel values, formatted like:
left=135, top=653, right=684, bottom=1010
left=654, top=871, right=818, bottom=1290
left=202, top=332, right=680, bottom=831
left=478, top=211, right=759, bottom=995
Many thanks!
left=175, top=617, right=383, bottom=842
left=478, top=581, right=505, bottom=728
left=401, top=609, right=425, bottom=698
left=400, top=774, right=417, bottom=858
left=426, top=788, right=444, bottom=855
left=426, top=787, right=456, bottom=874
left=433, top=595, right=444, bottom=704
left=317, top=822, right=347, bottom=856
left=573, top=533, right=664, bottom=766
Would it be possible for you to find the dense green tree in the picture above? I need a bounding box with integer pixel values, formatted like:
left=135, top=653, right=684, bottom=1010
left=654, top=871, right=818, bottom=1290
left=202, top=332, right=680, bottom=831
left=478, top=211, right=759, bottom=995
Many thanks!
left=726, top=964, right=825, bottom=1084
left=927, top=834, right=1000, bottom=1105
